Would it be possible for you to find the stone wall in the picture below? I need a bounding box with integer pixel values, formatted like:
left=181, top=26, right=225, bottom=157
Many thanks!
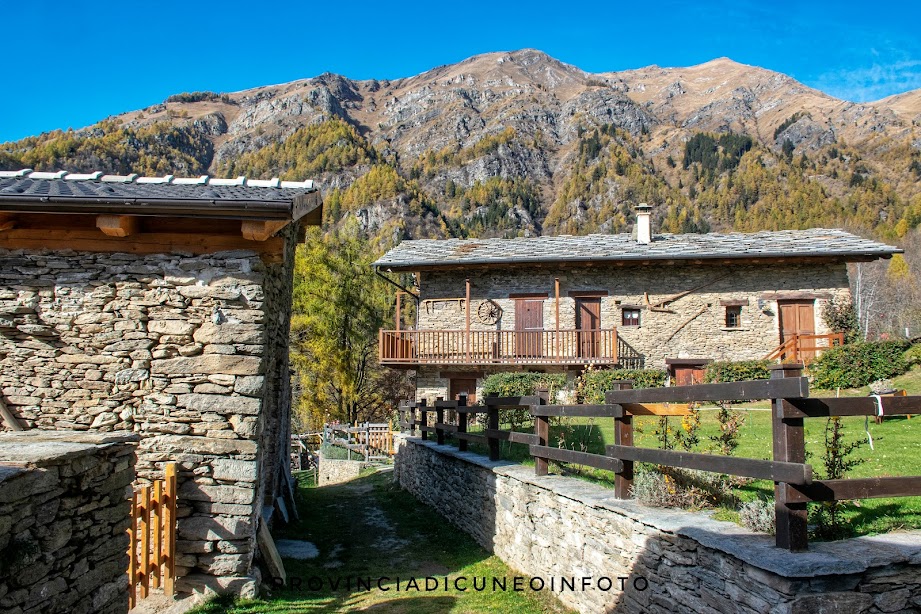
left=417, top=262, right=849, bottom=369
left=0, top=226, right=299, bottom=593
left=0, top=430, right=137, bottom=614
left=317, top=453, right=369, bottom=486
left=396, top=437, right=921, bottom=614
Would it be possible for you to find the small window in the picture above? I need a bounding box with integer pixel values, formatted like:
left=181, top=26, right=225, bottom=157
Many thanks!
left=622, top=308, right=641, bottom=327
left=725, top=306, right=742, bottom=328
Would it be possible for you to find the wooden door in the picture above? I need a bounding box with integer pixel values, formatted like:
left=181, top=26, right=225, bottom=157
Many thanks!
left=674, top=366, right=705, bottom=387
left=515, top=299, right=544, bottom=358
left=575, top=297, right=601, bottom=358
left=450, top=378, right=477, bottom=405
left=778, top=300, right=816, bottom=360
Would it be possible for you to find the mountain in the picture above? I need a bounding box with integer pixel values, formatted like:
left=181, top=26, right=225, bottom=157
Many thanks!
left=2, top=49, right=920, bottom=245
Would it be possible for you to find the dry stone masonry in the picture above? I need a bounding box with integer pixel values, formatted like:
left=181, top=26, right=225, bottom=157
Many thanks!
left=0, top=430, right=138, bottom=614
left=0, top=229, right=299, bottom=594
left=414, top=262, right=850, bottom=399
left=396, top=437, right=921, bottom=614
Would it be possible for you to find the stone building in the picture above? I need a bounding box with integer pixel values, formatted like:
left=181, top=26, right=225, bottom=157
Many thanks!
left=0, top=169, right=322, bottom=594
left=374, top=206, right=899, bottom=401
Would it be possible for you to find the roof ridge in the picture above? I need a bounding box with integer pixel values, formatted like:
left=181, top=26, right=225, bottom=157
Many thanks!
left=0, top=168, right=314, bottom=190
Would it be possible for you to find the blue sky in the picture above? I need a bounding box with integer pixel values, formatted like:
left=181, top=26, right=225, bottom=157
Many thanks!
left=1, top=0, right=919, bottom=144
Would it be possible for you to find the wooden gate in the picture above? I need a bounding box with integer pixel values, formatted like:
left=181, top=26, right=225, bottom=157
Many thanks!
left=128, top=463, right=178, bottom=609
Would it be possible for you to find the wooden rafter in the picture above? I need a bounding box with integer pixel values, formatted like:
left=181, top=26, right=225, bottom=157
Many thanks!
left=96, top=215, right=138, bottom=237
left=241, top=220, right=289, bottom=241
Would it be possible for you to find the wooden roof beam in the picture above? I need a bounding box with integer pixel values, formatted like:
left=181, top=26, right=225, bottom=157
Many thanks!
left=242, top=220, right=289, bottom=242
left=96, top=215, right=138, bottom=237
left=0, top=214, right=16, bottom=232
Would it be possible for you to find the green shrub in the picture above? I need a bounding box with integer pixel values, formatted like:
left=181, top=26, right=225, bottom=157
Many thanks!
left=904, top=344, right=921, bottom=368
left=578, top=368, right=666, bottom=404
left=704, top=359, right=772, bottom=383
left=808, top=340, right=910, bottom=389
left=480, top=372, right=566, bottom=431
left=822, top=296, right=860, bottom=343
left=480, top=372, right=566, bottom=401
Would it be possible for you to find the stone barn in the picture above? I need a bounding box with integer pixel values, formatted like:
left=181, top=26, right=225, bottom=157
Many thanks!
left=0, top=169, right=322, bottom=594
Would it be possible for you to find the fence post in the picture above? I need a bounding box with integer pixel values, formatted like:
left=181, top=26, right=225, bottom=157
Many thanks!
left=534, top=410, right=549, bottom=476
left=610, top=380, right=634, bottom=499
left=487, top=397, right=500, bottom=461
left=436, top=397, right=445, bottom=445
left=457, top=394, right=468, bottom=452
left=770, top=363, right=808, bottom=551
left=419, top=398, right=428, bottom=441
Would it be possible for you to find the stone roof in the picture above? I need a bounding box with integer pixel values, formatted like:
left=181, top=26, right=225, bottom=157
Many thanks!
left=0, top=169, right=320, bottom=221
left=374, top=229, right=901, bottom=270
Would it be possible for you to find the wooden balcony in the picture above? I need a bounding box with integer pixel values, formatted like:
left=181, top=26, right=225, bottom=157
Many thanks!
left=379, top=328, right=619, bottom=366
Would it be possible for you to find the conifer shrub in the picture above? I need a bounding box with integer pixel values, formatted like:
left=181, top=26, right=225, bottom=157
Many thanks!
left=739, top=498, right=776, bottom=534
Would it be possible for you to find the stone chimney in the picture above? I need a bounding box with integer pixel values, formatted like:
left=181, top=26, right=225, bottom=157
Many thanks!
left=635, top=203, right=652, bottom=244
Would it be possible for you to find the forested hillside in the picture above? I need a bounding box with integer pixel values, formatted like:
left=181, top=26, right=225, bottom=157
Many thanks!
left=2, top=51, right=919, bottom=248
left=3, top=50, right=921, bottom=426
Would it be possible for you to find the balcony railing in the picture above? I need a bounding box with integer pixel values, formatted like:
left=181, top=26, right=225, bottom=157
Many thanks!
left=379, top=328, right=618, bottom=366
left=764, top=333, right=845, bottom=364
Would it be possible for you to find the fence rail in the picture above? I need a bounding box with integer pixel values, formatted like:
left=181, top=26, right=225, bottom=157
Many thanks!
left=399, top=365, right=921, bottom=551
left=128, top=463, right=177, bottom=609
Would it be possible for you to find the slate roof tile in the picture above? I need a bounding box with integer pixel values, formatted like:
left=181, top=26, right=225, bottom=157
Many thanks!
left=374, top=229, right=900, bottom=270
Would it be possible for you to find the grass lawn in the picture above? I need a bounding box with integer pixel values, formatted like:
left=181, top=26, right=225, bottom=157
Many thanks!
left=460, top=366, right=921, bottom=538
left=188, top=469, right=570, bottom=614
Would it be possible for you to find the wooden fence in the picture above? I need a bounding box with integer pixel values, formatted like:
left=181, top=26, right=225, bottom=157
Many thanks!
left=128, top=463, right=178, bottom=609
left=399, top=364, right=921, bottom=551
left=324, top=422, right=394, bottom=460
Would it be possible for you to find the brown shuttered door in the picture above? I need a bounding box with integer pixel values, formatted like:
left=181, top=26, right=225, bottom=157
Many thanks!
left=779, top=300, right=816, bottom=359
left=575, top=297, right=601, bottom=358
left=515, top=299, right=544, bottom=358
left=450, top=378, right=477, bottom=405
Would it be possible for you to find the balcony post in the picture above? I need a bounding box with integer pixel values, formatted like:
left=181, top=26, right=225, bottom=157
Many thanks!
left=555, top=278, right=560, bottom=359
left=465, top=278, right=471, bottom=362
left=395, top=291, right=402, bottom=332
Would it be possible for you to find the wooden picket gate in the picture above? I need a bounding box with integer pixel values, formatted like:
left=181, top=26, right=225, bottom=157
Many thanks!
left=128, top=463, right=178, bottom=609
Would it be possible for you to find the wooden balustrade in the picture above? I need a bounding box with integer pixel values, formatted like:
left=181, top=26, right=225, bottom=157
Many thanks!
left=380, top=328, right=618, bottom=365
left=765, top=332, right=844, bottom=364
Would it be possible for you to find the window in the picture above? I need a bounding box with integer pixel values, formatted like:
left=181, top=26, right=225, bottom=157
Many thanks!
left=725, top=306, right=742, bottom=328
left=622, top=308, right=641, bottom=327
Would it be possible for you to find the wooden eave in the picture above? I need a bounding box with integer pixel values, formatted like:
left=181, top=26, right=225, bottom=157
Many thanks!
left=0, top=211, right=318, bottom=263
left=0, top=191, right=322, bottom=262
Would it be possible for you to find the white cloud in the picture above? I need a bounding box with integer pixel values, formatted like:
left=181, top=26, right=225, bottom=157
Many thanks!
left=813, top=59, right=921, bottom=102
